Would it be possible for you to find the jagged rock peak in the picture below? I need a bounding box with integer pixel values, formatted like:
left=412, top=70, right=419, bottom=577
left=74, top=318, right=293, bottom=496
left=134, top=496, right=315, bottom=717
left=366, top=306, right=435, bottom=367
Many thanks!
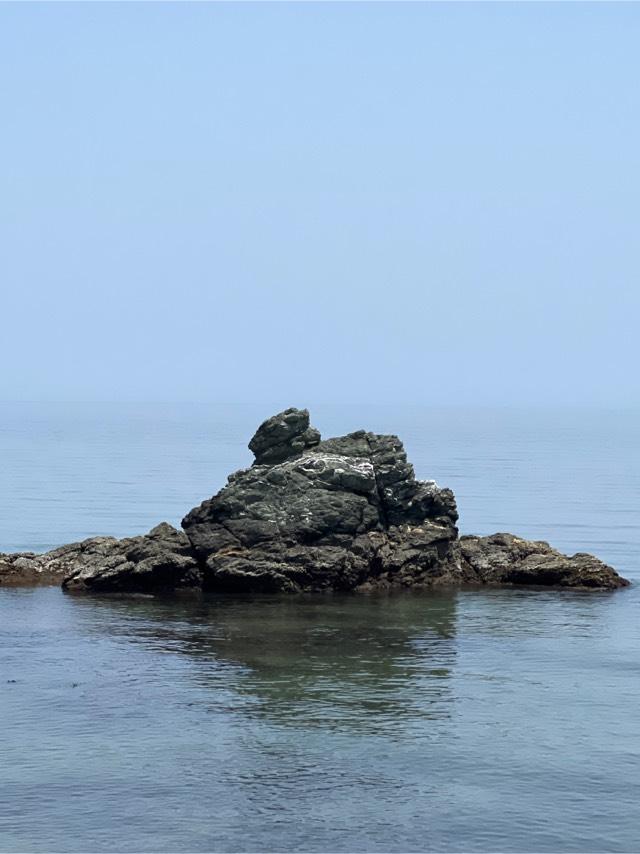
left=248, top=407, right=321, bottom=465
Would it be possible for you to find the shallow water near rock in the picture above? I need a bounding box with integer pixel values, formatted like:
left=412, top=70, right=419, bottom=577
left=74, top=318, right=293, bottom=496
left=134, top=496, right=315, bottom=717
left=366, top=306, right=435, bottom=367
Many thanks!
left=0, top=403, right=639, bottom=852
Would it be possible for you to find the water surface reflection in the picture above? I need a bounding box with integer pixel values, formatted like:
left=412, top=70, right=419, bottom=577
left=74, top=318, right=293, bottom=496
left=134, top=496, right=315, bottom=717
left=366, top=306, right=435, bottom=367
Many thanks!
left=3, top=586, right=639, bottom=853
left=75, top=591, right=459, bottom=735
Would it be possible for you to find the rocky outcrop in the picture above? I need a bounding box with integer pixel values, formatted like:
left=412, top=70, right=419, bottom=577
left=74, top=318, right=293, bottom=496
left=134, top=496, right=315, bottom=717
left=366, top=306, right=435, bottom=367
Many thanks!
left=1, top=408, right=629, bottom=593
left=2, top=524, right=202, bottom=591
left=449, top=533, right=627, bottom=590
left=61, top=523, right=201, bottom=592
left=179, top=408, right=626, bottom=593
left=181, top=422, right=459, bottom=592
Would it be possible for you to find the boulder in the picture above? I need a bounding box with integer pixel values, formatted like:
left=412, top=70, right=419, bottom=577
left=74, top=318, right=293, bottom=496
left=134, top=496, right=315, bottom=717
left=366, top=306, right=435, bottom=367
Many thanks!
left=248, top=407, right=321, bottom=465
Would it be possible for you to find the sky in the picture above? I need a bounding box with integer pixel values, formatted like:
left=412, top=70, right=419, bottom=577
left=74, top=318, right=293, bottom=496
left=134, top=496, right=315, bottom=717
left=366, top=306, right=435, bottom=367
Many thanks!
left=1, top=2, right=639, bottom=407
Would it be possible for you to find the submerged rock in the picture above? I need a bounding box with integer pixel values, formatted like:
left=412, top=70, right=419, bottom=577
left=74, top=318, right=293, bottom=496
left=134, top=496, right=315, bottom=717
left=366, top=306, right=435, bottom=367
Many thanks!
left=1, top=407, right=629, bottom=593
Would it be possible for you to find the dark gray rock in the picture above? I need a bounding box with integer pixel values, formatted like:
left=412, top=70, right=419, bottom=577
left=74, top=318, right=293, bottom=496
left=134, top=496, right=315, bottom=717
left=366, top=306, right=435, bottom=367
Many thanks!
left=180, top=408, right=626, bottom=593
left=182, top=412, right=460, bottom=592
left=61, top=523, right=201, bottom=592
left=248, top=407, right=321, bottom=465
left=447, top=533, right=628, bottom=590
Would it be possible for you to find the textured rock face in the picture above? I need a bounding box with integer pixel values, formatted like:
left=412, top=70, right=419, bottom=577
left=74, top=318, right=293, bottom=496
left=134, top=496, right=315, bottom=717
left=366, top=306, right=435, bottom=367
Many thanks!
left=61, top=523, right=201, bottom=593
left=183, top=411, right=457, bottom=592
left=248, top=408, right=321, bottom=465
left=449, top=533, right=628, bottom=590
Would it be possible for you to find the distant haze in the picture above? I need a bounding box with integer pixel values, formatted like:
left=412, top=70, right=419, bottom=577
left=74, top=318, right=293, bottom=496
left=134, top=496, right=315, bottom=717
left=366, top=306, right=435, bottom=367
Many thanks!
left=2, top=3, right=639, bottom=406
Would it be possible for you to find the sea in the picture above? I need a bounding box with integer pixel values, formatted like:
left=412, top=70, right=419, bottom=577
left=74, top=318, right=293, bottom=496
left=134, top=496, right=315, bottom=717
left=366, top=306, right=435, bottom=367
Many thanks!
left=0, top=403, right=638, bottom=853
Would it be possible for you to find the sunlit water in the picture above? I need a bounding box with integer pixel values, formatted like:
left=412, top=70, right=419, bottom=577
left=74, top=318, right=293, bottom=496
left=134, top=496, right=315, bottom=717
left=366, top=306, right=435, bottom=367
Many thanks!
left=0, top=404, right=638, bottom=852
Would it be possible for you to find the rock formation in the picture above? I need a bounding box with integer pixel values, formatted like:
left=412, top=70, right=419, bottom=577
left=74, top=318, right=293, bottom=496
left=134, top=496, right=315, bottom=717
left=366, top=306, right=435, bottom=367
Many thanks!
left=248, top=407, right=321, bottom=465
left=182, top=410, right=459, bottom=592
left=448, top=533, right=626, bottom=589
left=0, top=408, right=629, bottom=593
left=61, top=523, right=201, bottom=592
left=1, top=524, right=201, bottom=591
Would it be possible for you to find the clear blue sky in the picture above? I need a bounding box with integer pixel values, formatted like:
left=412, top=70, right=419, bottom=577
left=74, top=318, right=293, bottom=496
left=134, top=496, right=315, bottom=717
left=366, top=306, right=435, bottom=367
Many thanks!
left=2, top=3, right=639, bottom=406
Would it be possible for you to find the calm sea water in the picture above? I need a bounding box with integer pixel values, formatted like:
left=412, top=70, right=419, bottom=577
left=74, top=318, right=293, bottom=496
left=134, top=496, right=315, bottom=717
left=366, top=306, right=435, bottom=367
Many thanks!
left=0, top=403, right=638, bottom=853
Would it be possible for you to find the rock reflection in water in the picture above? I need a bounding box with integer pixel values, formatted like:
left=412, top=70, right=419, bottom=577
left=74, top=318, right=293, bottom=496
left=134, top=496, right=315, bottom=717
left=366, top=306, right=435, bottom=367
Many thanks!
left=75, top=591, right=459, bottom=734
